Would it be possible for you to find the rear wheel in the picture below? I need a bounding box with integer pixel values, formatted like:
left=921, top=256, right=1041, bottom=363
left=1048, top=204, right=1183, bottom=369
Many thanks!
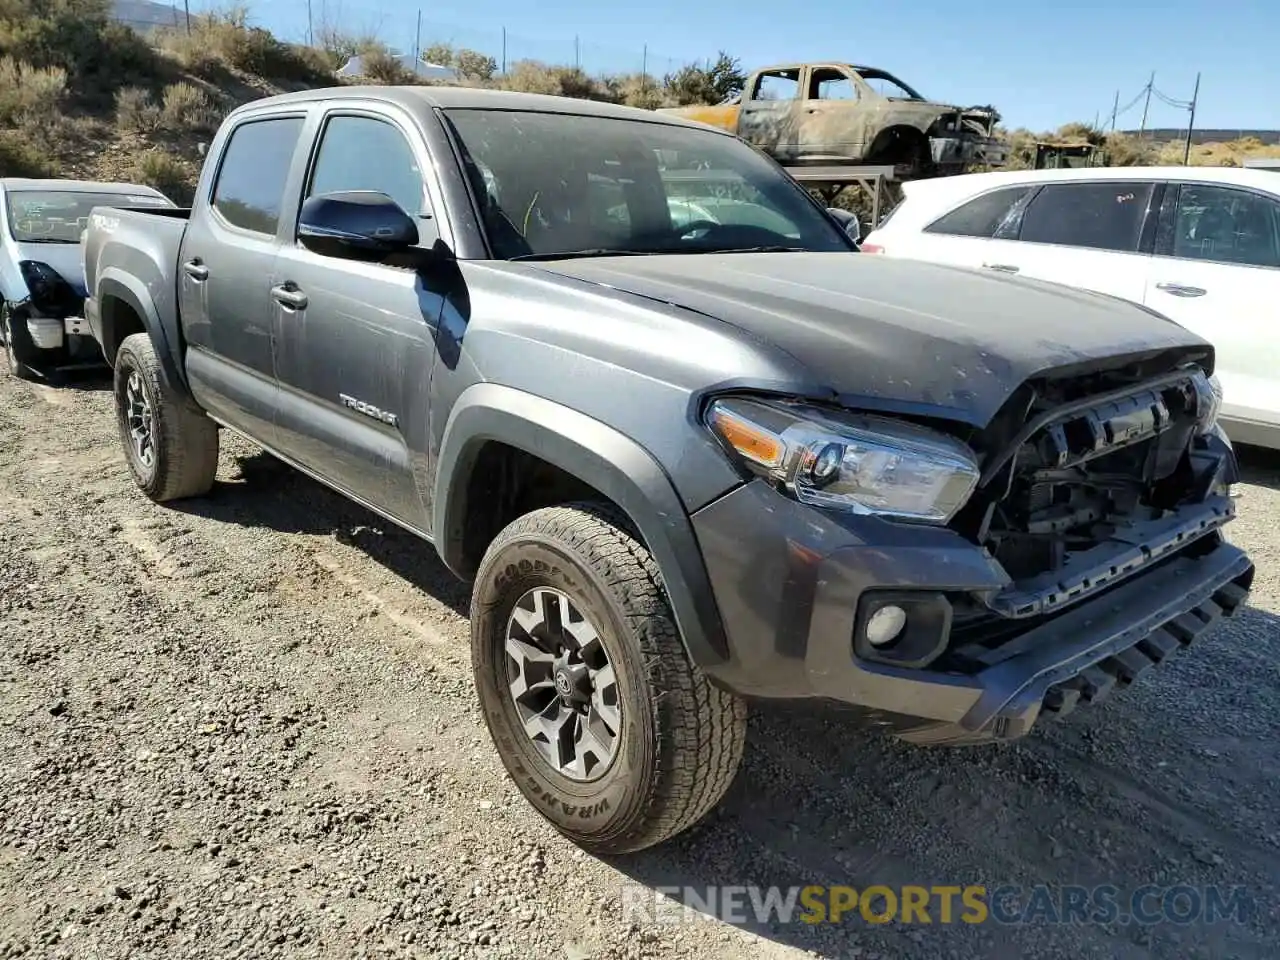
left=113, top=332, right=219, bottom=502
left=470, top=503, right=747, bottom=854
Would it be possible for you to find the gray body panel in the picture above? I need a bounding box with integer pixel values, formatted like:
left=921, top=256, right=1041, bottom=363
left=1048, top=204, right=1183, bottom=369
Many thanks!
left=81, top=86, right=1250, bottom=730
left=525, top=252, right=1212, bottom=427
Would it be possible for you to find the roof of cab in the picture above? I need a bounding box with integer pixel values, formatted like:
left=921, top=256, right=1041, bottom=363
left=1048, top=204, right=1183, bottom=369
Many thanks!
left=225, top=84, right=733, bottom=133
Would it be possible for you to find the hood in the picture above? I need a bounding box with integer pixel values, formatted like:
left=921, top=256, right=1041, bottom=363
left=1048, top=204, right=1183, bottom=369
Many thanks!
left=12, top=241, right=87, bottom=297
left=527, top=252, right=1210, bottom=428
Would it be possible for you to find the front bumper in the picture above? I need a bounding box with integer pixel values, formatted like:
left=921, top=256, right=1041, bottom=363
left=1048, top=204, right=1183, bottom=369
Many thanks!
left=930, top=135, right=1009, bottom=167
left=691, top=478, right=1253, bottom=745
left=25, top=313, right=91, bottom=350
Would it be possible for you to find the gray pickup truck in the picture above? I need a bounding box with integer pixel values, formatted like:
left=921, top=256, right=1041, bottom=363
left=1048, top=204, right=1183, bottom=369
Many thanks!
left=83, top=86, right=1254, bottom=854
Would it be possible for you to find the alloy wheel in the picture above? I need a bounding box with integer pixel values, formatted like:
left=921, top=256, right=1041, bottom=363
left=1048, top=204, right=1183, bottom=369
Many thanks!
left=504, top=586, right=622, bottom=782
left=125, top=370, right=155, bottom=468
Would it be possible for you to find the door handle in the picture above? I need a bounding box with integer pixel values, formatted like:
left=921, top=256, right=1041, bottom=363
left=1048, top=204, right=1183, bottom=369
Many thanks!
left=270, top=283, right=308, bottom=310
left=982, top=262, right=1020, bottom=274
left=182, top=259, right=209, bottom=281
left=1155, top=281, right=1206, bottom=298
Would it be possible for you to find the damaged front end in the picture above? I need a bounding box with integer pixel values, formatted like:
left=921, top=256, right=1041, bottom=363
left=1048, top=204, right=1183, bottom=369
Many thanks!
left=915, top=356, right=1252, bottom=736
left=926, top=104, right=1008, bottom=169
left=4, top=259, right=97, bottom=369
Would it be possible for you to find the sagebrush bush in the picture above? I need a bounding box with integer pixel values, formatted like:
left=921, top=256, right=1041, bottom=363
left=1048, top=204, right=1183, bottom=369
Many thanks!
left=0, top=56, right=65, bottom=125
left=0, top=0, right=159, bottom=96
left=0, top=129, right=56, bottom=177
left=161, top=81, right=215, bottom=131
left=359, top=47, right=416, bottom=85
left=115, top=85, right=161, bottom=134
left=133, top=148, right=192, bottom=203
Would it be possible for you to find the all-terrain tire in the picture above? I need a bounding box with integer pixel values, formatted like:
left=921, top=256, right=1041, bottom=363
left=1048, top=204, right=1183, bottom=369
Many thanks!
left=113, top=332, right=219, bottom=502
left=470, top=502, right=747, bottom=854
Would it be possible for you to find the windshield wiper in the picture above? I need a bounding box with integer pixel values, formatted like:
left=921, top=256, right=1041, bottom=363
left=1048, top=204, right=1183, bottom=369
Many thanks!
left=510, top=248, right=669, bottom=262
left=690, top=246, right=809, bottom=254
left=511, top=245, right=811, bottom=262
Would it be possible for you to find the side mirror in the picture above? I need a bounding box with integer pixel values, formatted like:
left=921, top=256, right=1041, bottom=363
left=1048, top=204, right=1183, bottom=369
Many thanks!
left=827, top=207, right=862, bottom=245
left=298, top=190, right=419, bottom=261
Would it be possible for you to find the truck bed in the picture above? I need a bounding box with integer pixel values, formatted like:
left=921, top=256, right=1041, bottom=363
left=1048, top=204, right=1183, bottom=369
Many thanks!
left=82, top=204, right=190, bottom=381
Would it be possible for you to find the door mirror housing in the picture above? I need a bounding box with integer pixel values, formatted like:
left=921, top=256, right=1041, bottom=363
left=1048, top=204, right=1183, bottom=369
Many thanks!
left=298, top=190, right=420, bottom=261
left=827, top=207, right=862, bottom=246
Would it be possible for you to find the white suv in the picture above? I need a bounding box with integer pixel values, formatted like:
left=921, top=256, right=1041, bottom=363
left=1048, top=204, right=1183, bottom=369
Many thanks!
left=862, top=165, right=1280, bottom=449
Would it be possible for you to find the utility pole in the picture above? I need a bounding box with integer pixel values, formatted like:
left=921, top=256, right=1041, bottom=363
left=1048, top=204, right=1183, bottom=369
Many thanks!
left=413, top=8, right=421, bottom=62
left=1139, top=70, right=1154, bottom=138
left=306, top=0, right=313, bottom=45
left=501, top=27, right=506, bottom=75
left=1109, top=89, right=1119, bottom=131
left=1183, top=72, right=1201, bottom=165
left=183, top=0, right=190, bottom=34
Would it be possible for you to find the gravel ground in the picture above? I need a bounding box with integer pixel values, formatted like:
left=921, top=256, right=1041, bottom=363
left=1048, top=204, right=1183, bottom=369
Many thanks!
left=1, top=370, right=1278, bottom=960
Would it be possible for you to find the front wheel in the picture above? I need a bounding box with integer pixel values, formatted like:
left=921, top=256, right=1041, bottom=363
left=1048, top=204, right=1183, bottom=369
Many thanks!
left=113, top=332, right=219, bottom=502
left=470, top=503, right=747, bottom=854
left=2, top=303, right=42, bottom=381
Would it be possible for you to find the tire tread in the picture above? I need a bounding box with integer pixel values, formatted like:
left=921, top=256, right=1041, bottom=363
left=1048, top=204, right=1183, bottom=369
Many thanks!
left=116, top=333, right=218, bottom=501
left=477, top=502, right=746, bottom=853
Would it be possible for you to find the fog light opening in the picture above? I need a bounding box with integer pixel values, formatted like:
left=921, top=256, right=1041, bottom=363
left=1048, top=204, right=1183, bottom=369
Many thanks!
left=865, top=604, right=907, bottom=647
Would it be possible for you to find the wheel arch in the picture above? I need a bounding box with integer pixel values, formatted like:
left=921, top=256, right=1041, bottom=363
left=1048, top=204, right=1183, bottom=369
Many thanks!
left=96, top=269, right=191, bottom=400
left=867, top=124, right=930, bottom=162
left=434, top=382, right=731, bottom=668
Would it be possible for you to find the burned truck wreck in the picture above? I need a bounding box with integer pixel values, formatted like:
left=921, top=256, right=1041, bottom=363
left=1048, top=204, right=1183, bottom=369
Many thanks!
left=659, top=61, right=1009, bottom=177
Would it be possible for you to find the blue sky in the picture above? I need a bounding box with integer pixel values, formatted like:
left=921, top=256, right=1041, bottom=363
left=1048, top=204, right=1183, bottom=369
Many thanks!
left=232, top=0, right=1277, bottom=132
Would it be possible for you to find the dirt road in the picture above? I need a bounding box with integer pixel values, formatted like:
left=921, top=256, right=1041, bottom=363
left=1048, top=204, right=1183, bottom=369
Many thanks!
left=1, top=371, right=1277, bottom=960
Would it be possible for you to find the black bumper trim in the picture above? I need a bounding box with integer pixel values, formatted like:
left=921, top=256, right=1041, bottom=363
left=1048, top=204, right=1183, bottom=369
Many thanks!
left=985, top=496, right=1234, bottom=620
left=895, top=540, right=1253, bottom=745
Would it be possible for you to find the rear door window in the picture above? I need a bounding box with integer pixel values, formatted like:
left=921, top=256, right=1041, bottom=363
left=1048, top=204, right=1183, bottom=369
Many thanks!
left=1017, top=181, right=1155, bottom=253
left=211, top=116, right=305, bottom=235
left=924, top=185, right=1034, bottom=238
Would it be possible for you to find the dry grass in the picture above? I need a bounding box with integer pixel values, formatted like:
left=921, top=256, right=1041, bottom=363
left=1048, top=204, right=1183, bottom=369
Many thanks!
left=150, top=5, right=329, bottom=85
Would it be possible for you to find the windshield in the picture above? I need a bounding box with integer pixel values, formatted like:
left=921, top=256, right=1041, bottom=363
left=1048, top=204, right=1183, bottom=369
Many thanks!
left=443, top=109, right=852, bottom=260
left=4, top=190, right=170, bottom=243
left=853, top=69, right=924, bottom=101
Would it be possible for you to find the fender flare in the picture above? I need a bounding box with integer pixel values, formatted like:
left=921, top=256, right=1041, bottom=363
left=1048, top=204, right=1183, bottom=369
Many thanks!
left=434, top=382, right=730, bottom=667
left=96, top=269, right=190, bottom=398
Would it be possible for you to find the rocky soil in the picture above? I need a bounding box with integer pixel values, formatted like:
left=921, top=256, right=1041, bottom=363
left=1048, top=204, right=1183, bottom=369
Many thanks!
left=1, top=371, right=1277, bottom=960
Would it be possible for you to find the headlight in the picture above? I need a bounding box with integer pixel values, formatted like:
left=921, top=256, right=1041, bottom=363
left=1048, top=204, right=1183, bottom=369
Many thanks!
left=705, top=397, right=980, bottom=523
left=18, top=260, right=76, bottom=314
